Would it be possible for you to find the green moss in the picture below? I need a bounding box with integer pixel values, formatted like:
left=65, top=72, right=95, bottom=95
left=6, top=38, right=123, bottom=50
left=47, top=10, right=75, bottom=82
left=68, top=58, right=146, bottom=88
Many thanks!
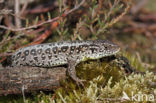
left=46, top=53, right=156, bottom=102
left=46, top=53, right=155, bottom=103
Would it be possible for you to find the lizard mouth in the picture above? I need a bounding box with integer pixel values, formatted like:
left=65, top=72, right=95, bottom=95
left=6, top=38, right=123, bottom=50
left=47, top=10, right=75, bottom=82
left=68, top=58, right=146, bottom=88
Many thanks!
left=115, top=47, right=120, bottom=53
left=108, top=46, right=120, bottom=56
left=113, top=46, right=120, bottom=55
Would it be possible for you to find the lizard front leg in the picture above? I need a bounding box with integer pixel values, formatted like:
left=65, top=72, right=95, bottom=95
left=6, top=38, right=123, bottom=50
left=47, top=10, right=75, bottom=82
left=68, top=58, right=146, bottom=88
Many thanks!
left=67, top=57, right=85, bottom=86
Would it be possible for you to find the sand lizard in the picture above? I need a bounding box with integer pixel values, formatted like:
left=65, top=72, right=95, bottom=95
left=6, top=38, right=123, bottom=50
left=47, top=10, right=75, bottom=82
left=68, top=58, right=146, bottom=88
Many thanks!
left=10, top=40, right=120, bottom=84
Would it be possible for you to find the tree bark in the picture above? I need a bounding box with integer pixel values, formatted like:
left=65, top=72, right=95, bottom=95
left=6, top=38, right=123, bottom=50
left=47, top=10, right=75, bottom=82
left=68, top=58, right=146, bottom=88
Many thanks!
left=0, top=66, right=66, bottom=95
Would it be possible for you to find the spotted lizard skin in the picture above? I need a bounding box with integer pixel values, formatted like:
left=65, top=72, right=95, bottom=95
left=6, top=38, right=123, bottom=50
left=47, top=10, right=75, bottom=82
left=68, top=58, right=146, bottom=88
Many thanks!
left=11, top=40, right=120, bottom=85
left=11, top=40, right=120, bottom=67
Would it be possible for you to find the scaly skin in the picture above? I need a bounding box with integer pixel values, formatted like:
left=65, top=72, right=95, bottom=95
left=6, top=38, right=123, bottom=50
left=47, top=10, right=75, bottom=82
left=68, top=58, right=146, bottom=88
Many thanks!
left=11, top=40, right=120, bottom=85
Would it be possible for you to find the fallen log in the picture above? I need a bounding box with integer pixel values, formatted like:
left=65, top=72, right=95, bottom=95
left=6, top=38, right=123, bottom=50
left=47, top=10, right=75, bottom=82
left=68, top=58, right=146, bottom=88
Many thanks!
left=0, top=66, right=66, bottom=95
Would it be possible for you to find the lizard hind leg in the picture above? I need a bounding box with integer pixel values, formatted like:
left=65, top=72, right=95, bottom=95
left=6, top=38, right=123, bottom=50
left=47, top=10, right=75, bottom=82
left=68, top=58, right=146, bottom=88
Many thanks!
left=67, top=58, right=86, bottom=86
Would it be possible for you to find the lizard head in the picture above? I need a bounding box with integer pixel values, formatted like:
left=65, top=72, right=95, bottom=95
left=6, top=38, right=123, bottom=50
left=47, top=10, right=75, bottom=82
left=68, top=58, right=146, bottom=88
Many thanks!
left=95, top=40, right=120, bottom=56
left=86, top=40, right=120, bottom=59
left=96, top=40, right=120, bottom=55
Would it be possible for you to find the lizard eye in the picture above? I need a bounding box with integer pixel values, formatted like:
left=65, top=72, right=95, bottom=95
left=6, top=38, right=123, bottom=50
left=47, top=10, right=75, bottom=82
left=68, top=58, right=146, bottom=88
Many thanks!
left=105, top=46, right=108, bottom=50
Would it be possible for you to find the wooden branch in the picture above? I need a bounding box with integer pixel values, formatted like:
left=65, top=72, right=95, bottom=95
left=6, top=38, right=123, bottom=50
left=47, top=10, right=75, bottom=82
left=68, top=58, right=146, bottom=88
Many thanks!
left=0, top=66, right=66, bottom=95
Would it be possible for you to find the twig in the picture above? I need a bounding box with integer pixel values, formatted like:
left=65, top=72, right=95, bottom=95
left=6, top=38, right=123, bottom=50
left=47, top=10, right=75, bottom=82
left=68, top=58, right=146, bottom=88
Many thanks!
left=0, top=0, right=85, bottom=31
left=104, top=0, right=119, bottom=23
left=64, top=0, right=85, bottom=15
left=108, top=3, right=130, bottom=27
left=97, top=1, right=131, bottom=34
left=15, top=0, right=21, bottom=28
left=20, top=0, right=29, bottom=16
